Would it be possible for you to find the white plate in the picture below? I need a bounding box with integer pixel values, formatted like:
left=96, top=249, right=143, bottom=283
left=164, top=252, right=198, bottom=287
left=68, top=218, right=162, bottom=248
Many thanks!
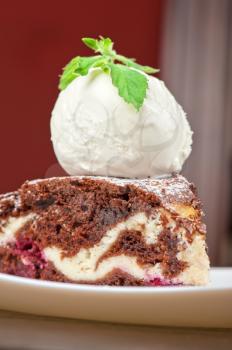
left=0, top=267, right=231, bottom=328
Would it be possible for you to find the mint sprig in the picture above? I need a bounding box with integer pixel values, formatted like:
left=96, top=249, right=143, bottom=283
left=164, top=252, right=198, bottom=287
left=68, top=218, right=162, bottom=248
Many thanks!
left=59, top=36, right=159, bottom=111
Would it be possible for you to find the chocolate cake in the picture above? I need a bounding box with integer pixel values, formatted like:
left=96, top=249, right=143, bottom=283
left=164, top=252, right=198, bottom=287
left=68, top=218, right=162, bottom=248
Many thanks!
left=0, top=174, right=209, bottom=286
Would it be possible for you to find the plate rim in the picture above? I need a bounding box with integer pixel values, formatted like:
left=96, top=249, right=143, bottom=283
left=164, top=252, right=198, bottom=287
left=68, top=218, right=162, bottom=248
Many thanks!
left=0, top=267, right=231, bottom=294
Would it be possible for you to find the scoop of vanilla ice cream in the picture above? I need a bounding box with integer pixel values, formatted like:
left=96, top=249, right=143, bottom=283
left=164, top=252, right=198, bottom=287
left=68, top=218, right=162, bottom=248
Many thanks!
left=51, top=68, right=192, bottom=178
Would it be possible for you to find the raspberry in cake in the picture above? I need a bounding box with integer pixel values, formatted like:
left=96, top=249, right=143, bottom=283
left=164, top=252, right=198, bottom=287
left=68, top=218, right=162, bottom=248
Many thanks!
left=0, top=175, right=209, bottom=286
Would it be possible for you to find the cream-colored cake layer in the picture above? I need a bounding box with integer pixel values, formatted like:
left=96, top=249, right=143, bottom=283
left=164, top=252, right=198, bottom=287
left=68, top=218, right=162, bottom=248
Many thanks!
left=44, top=212, right=163, bottom=281
left=44, top=211, right=209, bottom=285
left=0, top=214, right=35, bottom=246
left=0, top=210, right=209, bottom=285
left=177, top=235, right=210, bottom=285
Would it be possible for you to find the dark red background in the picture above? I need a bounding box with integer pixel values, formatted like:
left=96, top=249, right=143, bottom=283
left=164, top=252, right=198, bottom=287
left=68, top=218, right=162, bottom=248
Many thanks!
left=0, top=0, right=165, bottom=193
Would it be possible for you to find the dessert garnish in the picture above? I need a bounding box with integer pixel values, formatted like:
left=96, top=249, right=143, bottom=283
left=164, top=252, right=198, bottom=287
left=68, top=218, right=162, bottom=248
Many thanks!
left=59, top=36, right=159, bottom=111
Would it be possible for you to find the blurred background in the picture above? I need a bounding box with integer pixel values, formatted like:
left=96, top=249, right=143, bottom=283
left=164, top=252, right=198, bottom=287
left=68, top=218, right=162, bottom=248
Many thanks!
left=0, top=0, right=231, bottom=266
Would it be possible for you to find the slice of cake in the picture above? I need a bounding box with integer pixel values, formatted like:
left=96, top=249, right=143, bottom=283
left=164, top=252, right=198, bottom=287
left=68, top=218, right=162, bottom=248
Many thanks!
left=0, top=174, right=209, bottom=286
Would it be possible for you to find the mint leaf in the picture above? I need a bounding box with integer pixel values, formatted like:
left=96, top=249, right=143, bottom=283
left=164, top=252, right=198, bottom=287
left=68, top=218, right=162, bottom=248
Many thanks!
left=82, top=38, right=98, bottom=51
left=116, top=55, right=159, bottom=74
left=75, top=56, right=103, bottom=75
left=59, top=57, right=79, bottom=90
left=110, top=64, right=148, bottom=111
left=98, top=37, right=115, bottom=55
left=83, top=36, right=115, bottom=56
left=59, top=56, right=102, bottom=90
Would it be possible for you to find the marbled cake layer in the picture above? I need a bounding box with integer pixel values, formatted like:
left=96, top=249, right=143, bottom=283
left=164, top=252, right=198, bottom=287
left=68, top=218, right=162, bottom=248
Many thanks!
left=0, top=175, right=209, bottom=286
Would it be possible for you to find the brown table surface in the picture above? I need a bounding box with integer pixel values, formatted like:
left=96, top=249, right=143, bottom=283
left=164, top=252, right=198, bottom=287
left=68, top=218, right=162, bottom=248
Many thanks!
left=0, top=310, right=232, bottom=350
